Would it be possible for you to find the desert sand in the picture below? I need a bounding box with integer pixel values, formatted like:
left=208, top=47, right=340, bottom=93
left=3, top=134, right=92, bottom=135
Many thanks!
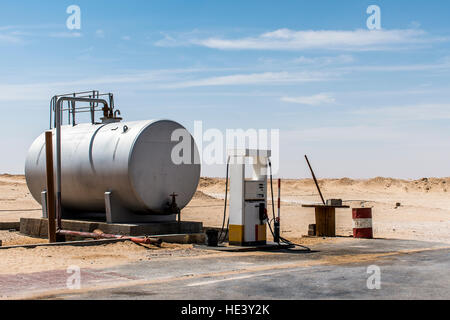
left=185, top=177, right=450, bottom=244
left=0, top=174, right=449, bottom=275
left=1, top=174, right=450, bottom=243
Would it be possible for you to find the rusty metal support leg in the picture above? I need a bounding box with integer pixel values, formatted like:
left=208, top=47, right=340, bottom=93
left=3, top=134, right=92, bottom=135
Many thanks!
left=45, top=131, right=56, bottom=243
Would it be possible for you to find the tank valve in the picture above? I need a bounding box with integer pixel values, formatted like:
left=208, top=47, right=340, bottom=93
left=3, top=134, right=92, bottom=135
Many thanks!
left=166, top=193, right=181, bottom=215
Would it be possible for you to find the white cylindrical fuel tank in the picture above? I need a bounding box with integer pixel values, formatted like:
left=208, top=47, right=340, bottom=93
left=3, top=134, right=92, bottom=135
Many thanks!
left=25, top=120, right=200, bottom=215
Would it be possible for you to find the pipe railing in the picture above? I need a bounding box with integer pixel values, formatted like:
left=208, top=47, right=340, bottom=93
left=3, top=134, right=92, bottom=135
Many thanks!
left=54, top=96, right=109, bottom=230
left=50, top=91, right=117, bottom=129
left=50, top=90, right=100, bottom=128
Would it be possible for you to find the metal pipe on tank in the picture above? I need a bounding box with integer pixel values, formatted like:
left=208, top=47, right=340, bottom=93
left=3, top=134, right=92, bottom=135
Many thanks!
left=57, top=229, right=162, bottom=245
left=54, top=97, right=109, bottom=228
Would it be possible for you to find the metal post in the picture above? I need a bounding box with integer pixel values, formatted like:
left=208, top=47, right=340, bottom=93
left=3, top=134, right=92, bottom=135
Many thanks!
left=277, top=179, right=281, bottom=221
left=55, top=101, right=62, bottom=231
left=305, top=155, right=326, bottom=205
left=71, top=93, right=76, bottom=126
left=274, top=178, right=281, bottom=243
left=45, top=131, right=56, bottom=243
left=54, top=97, right=109, bottom=232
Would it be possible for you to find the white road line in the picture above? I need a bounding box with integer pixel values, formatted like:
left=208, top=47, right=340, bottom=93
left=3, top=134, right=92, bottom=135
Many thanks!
left=186, top=271, right=285, bottom=287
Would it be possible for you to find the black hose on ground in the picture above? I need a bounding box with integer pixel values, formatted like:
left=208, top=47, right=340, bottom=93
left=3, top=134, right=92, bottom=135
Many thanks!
left=217, top=156, right=311, bottom=251
left=267, top=159, right=311, bottom=252
left=218, top=156, right=230, bottom=243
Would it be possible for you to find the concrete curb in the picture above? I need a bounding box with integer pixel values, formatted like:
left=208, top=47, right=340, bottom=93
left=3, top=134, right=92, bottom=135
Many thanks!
left=0, top=238, right=129, bottom=250
left=0, top=233, right=206, bottom=250
left=195, top=242, right=295, bottom=252
left=0, top=222, right=20, bottom=231
left=19, top=217, right=203, bottom=238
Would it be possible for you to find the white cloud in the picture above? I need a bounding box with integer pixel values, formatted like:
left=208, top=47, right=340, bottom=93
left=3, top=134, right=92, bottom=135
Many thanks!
left=281, top=94, right=335, bottom=106
left=283, top=125, right=407, bottom=142
left=95, top=29, right=105, bottom=38
left=353, top=103, right=450, bottom=121
left=340, top=60, right=450, bottom=73
left=0, top=26, right=26, bottom=43
left=409, top=21, right=422, bottom=29
left=0, top=69, right=338, bottom=102
left=163, top=71, right=335, bottom=89
left=294, top=55, right=354, bottom=65
left=0, top=25, right=85, bottom=43
left=49, top=32, right=82, bottom=38
left=177, top=28, right=444, bottom=51
left=0, top=33, right=23, bottom=44
left=155, top=30, right=206, bottom=47
left=121, top=35, right=131, bottom=41
left=0, top=72, right=168, bottom=101
left=0, top=68, right=252, bottom=102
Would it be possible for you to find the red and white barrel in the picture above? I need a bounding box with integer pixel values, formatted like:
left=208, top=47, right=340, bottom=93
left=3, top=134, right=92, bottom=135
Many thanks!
left=352, top=208, right=373, bottom=239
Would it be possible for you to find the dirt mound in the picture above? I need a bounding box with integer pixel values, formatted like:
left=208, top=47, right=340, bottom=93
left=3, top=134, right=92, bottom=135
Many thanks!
left=0, top=175, right=27, bottom=186
left=336, top=177, right=355, bottom=186
left=410, top=177, right=450, bottom=193
left=194, top=191, right=217, bottom=200
left=281, top=179, right=316, bottom=189
left=198, top=177, right=223, bottom=188
left=196, top=176, right=450, bottom=194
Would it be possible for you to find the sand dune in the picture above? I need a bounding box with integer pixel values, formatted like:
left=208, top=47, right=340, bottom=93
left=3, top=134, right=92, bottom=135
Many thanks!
left=199, top=176, right=450, bottom=194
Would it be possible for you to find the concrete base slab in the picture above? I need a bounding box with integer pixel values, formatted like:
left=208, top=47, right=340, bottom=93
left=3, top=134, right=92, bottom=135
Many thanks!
left=20, top=217, right=203, bottom=239
left=153, top=233, right=206, bottom=244
left=0, top=233, right=207, bottom=250
left=196, top=241, right=294, bottom=252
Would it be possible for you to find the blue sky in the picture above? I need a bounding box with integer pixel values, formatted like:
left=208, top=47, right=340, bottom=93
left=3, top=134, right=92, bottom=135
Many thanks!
left=0, top=0, right=449, bottom=178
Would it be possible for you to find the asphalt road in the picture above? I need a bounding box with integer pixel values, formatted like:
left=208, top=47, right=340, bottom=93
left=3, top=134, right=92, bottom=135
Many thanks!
left=16, top=238, right=449, bottom=300
left=95, top=249, right=450, bottom=300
